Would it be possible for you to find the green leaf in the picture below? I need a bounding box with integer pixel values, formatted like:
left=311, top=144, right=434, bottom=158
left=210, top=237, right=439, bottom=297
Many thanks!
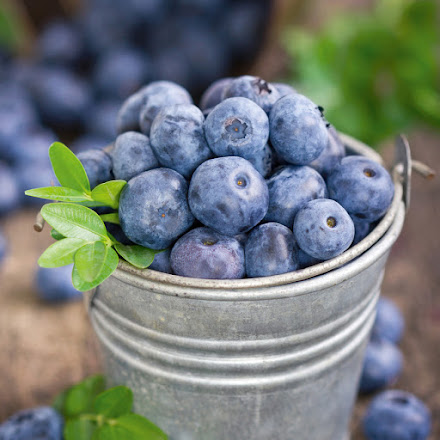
left=49, top=142, right=91, bottom=193
left=72, top=246, right=119, bottom=291
left=74, top=242, right=109, bottom=282
left=114, top=244, right=158, bottom=269
left=64, top=418, right=97, bottom=440
left=55, top=375, right=106, bottom=418
left=100, top=213, right=120, bottom=225
left=91, top=181, right=127, bottom=209
left=38, top=238, right=88, bottom=268
left=93, top=386, right=133, bottom=418
left=41, top=203, right=111, bottom=244
left=115, top=413, right=168, bottom=440
left=25, top=187, right=92, bottom=203
left=51, top=229, right=66, bottom=241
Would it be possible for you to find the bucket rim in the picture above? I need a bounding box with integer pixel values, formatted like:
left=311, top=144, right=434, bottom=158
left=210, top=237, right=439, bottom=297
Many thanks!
left=111, top=134, right=406, bottom=293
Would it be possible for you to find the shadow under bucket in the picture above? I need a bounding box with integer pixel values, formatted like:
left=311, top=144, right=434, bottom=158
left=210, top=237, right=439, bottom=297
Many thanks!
left=86, top=135, right=408, bottom=440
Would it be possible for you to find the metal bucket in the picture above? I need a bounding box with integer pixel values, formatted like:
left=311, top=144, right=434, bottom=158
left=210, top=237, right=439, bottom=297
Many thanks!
left=86, top=135, right=410, bottom=440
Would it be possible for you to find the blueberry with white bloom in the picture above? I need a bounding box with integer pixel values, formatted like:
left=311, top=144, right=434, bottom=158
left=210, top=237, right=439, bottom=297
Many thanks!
left=269, top=93, right=328, bottom=165
left=77, top=149, right=113, bottom=189
left=372, top=297, right=405, bottom=344
left=36, top=265, right=82, bottom=302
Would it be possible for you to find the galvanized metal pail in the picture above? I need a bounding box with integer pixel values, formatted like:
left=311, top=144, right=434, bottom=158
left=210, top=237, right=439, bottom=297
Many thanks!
left=86, top=135, right=409, bottom=440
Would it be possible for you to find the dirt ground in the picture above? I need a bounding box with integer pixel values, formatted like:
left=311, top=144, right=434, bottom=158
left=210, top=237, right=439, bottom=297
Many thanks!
left=0, top=129, right=438, bottom=439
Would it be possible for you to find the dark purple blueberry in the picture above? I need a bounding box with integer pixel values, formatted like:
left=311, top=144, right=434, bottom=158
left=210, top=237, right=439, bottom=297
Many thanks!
left=105, top=223, right=133, bottom=246
left=77, top=149, right=113, bottom=189
left=309, top=125, right=346, bottom=179
left=149, top=249, right=172, bottom=274
left=17, top=161, right=56, bottom=206
left=0, top=162, right=20, bottom=216
left=116, top=90, right=147, bottom=134
left=36, top=20, right=85, bottom=68
left=359, top=338, right=403, bottom=394
left=273, top=82, right=297, bottom=98
left=245, top=222, right=299, bottom=277
left=170, top=227, right=245, bottom=279
left=204, top=97, right=269, bottom=160
left=372, top=298, right=405, bottom=344
left=36, top=265, right=82, bottom=302
left=112, top=131, right=159, bottom=181
left=293, top=199, right=354, bottom=260
left=363, top=390, right=431, bottom=440
left=138, top=81, right=193, bottom=135
left=200, top=77, right=233, bottom=112
left=327, top=156, right=395, bottom=222
left=119, top=168, right=194, bottom=249
left=150, top=104, right=212, bottom=178
left=93, top=47, right=152, bottom=100
left=269, top=94, right=328, bottom=165
left=265, top=165, right=328, bottom=228
left=351, top=215, right=371, bottom=245
left=247, top=143, right=273, bottom=178
left=0, top=406, right=63, bottom=440
left=189, top=156, right=269, bottom=236
left=297, top=248, right=323, bottom=269
left=222, top=75, right=280, bottom=114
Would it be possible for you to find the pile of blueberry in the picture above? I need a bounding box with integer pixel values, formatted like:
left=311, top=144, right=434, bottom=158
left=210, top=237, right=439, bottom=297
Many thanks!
left=75, top=75, right=394, bottom=279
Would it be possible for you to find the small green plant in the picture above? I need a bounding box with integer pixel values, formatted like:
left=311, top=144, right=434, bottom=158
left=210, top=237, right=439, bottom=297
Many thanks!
left=284, top=0, right=440, bottom=147
left=26, top=143, right=162, bottom=291
left=54, top=375, right=167, bottom=440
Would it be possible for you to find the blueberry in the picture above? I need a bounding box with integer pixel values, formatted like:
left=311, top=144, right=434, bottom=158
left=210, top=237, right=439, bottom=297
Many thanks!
left=77, top=149, right=113, bottom=189
left=351, top=215, right=371, bottom=245
left=29, top=67, right=92, bottom=130
left=359, top=338, right=403, bottom=394
left=105, top=223, right=133, bottom=246
left=36, top=20, right=84, bottom=68
left=17, top=161, right=56, bottom=206
left=269, top=94, right=328, bottom=165
left=0, top=228, right=7, bottom=263
left=327, top=156, right=394, bottom=222
left=189, top=156, right=269, bottom=236
left=222, top=75, right=280, bottom=114
left=273, top=82, right=297, bottom=98
left=204, top=97, right=269, bottom=160
left=71, top=135, right=108, bottom=154
left=149, top=249, right=172, bottom=274
left=138, top=81, right=193, bottom=135
left=308, top=125, right=346, bottom=178
left=0, top=162, right=20, bottom=216
left=297, top=248, right=323, bottom=269
left=36, top=265, right=82, bottom=302
left=247, top=143, right=273, bottom=178
left=119, top=168, right=194, bottom=249
left=116, top=89, right=147, bottom=134
left=85, top=100, right=120, bottom=141
left=112, top=131, right=159, bottom=181
left=372, top=297, right=405, bottom=344
left=0, top=406, right=63, bottom=440
left=265, top=165, right=328, bottom=228
left=363, top=390, right=431, bottom=440
left=200, top=77, right=233, bottom=112
left=293, top=199, right=354, bottom=260
left=93, top=47, right=152, bottom=100
left=11, top=129, right=55, bottom=166
left=170, top=227, right=245, bottom=279
left=150, top=104, right=212, bottom=178
left=245, top=222, right=299, bottom=277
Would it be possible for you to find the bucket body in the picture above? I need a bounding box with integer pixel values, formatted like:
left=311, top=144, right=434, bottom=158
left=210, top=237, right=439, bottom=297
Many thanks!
left=89, top=201, right=405, bottom=440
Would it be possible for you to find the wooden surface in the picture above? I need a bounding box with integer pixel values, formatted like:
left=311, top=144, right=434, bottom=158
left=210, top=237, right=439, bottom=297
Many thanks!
left=0, top=130, right=439, bottom=439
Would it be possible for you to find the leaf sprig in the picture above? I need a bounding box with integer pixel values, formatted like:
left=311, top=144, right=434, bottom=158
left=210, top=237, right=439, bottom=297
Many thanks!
left=54, top=375, right=168, bottom=440
left=26, top=142, right=162, bottom=291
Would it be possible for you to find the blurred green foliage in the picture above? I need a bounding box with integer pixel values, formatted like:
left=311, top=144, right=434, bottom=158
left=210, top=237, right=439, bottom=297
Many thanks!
left=0, top=2, right=24, bottom=52
left=284, top=0, right=440, bottom=147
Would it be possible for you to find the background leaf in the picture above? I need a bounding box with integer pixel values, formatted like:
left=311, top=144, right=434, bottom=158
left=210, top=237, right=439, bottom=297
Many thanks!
left=64, top=418, right=97, bottom=440
left=41, top=203, right=110, bottom=243
left=54, top=375, right=106, bottom=418
left=93, top=386, right=133, bottom=418
left=91, top=181, right=127, bottom=209
left=72, top=246, right=119, bottom=291
left=74, top=242, right=109, bottom=282
left=49, top=142, right=91, bottom=193
left=25, top=187, right=91, bottom=203
left=114, top=244, right=158, bottom=269
left=38, top=238, right=87, bottom=268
